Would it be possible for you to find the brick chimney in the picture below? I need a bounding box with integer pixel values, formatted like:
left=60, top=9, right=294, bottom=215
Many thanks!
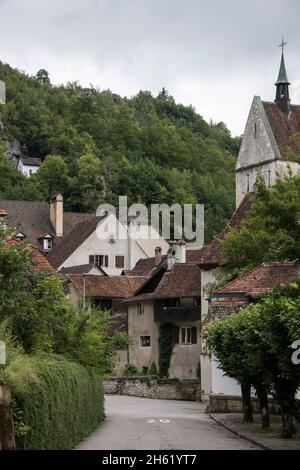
left=50, top=194, right=63, bottom=237
left=155, top=246, right=162, bottom=266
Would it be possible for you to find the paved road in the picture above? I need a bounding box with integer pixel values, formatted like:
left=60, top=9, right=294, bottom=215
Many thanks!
left=77, top=395, right=259, bottom=450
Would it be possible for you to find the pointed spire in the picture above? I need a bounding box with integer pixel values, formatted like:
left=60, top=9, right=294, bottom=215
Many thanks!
left=274, top=36, right=291, bottom=116
left=275, top=52, right=290, bottom=85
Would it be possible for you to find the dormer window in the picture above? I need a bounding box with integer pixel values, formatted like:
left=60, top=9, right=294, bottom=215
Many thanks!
left=14, top=232, right=27, bottom=241
left=39, top=233, right=54, bottom=251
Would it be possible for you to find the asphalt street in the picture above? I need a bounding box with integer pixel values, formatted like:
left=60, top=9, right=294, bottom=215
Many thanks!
left=77, top=395, right=259, bottom=450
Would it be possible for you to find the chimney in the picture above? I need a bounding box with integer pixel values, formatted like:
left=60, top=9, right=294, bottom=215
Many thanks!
left=50, top=194, right=63, bottom=237
left=167, top=246, right=176, bottom=271
left=155, top=246, right=162, bottom=266
left=176, top=239, right=186, bottom=263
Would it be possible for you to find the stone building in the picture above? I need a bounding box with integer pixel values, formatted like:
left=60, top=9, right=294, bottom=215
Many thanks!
left=125, top=243, right=202, bottom=379
left=236, top=45, right=300, bottom=206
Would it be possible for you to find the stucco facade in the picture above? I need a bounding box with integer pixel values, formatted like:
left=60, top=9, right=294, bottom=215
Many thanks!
left=128, top=301, right=159, bottom=373
left=58, top=213, right=168, bottom=275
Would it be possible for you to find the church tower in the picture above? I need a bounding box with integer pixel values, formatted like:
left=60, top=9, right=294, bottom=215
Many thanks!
left=235, top=38, right=300, bottom=207
left=275, top=37, right=290, bottom=116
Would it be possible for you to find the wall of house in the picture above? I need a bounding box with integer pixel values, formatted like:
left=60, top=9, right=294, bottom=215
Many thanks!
left=201, top=299, right=249, bottom=400
left=235, top=97, right=277, bottom=207
left=211, top=354, right=241, bottom=395
left=169, top=323, right=200, bottom=379
left=17, top=161, right=39, bottom=177
left=201, top=269, right=216, bottom=318
left=59, top=214, right=145, bottom=274
left=128, top=301, right=159, bottom=372
left=58, top=213, right=167, bottom=273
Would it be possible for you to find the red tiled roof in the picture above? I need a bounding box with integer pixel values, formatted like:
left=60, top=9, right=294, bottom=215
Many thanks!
left=125, top=255, right=167, bottom=277
left=214, top=262, right=300, bottom=298
left=67, top=274, right=146, bottom=299
left=2, top=237, right=54, bottom=271
left=262, top=102, right=300, bottom=157
left=29, top=245, right=54, bottom=271
left=125, top=263, right=201, bottom=302
left=47, top=216, right=106, bottom=268
left=192, top=194, right=252, bottom=268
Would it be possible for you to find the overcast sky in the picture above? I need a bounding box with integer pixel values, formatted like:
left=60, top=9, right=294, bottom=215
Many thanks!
left=0, top=0, right=299, bottom=135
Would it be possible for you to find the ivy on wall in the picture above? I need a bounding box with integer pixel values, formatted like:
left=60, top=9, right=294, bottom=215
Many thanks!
left=158, top=323, right=174, bottom=377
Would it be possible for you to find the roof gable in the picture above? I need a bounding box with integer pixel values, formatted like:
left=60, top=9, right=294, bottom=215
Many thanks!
left=47, top=216, right=107, bottom=269
left=236, top=96, right=280, bottom=172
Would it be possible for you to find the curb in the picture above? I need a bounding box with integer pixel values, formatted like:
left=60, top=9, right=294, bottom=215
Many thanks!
left=209, top=413, right=271, bottom=450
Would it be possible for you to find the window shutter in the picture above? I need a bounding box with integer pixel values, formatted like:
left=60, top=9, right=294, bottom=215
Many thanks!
left=172, top=325, right=180, bottom=344
left=191, top=326, right=197, bottom=344
left=89, top=255, right=94, bottom=264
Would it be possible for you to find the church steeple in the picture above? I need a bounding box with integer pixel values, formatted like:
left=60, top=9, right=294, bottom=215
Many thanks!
left=275, top=36, right=290, bottom=116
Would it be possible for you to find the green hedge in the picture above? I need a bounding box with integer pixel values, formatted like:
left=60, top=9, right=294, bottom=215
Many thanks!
left=13, top=355, right=104, bottom=449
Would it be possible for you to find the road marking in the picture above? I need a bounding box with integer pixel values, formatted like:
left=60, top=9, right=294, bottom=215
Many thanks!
left=146, top=419, right=170, bottom=424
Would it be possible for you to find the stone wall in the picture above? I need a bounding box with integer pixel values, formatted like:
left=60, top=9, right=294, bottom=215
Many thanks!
left=103, top=377, right=202, bottom=402
left=209, top=394, right=281, bottom=415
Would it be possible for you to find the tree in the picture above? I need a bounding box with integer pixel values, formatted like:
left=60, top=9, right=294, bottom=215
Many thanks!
left=221, top=175, right=300, bottom=275
left=74, top=154, right=104, bottom=212
left=36, top=69, right=50, bottom=85
left=36, top=154, right=69, bottom=199
left=208, top=278, right=300, bottom=437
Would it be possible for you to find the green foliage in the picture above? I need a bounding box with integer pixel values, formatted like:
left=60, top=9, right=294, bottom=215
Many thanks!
left=13, top=355, right=104, bottom=449
left=221, top=175, right=300, bottom=274
left=0, top=61, right=240, bottom=240
left=0, top=320, right=39, bottom=394
left=158, top=323, right=173, bottom=377
left=123, top=363, right=139, bottom=376
left=0, top=225, right=124, bottom=375
left=207, top=278, right=300, bottom=437
left=148, top=361, right=158, bottom=376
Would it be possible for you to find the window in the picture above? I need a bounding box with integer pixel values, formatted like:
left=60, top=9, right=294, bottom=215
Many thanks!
left=280, top=85, right=285, bottom=98
left=140, top=336, right=151, bottom=347
left=254, top=123, right=257, bottom=136
left=180, top=326, right=197, bottom=345
left=115, top=255, right=125, bottom=268
left=137, top=303, right=144, bottom=315
left=89, top=255, right=109, bottom=268
left=246, top=174, right=250, bottom=192
left=43, top=238, right=53, bottom=250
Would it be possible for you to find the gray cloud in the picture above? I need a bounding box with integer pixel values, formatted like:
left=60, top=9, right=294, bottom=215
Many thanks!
left=0, top=0, right=299, bottom=135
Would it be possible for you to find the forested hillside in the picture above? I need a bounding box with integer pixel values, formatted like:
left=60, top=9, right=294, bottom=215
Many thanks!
left=0, top=61, right=240, bottom=241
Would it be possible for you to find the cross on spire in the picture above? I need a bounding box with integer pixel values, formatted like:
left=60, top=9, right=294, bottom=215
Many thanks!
left=278, top=35, right=287, bottom=54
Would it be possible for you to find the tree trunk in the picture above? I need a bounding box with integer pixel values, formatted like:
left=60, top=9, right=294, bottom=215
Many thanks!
left=257, top=388, right=270, bottom=429
left=241, top=383, right=253, bottom=423
left=275, top=379, right=297, bottom=439
left=281, top=399, right=297, bottom=439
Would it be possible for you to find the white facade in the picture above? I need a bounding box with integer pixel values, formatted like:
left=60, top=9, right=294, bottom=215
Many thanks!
left=236, top=96, right=300, bottom=207
left=17, top=160, right=40, bottom=177
left=59, top=213, right=169, bottom=275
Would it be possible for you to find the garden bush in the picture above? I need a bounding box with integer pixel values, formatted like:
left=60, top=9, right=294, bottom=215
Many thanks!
left=13, top=355, right=104, bottom=449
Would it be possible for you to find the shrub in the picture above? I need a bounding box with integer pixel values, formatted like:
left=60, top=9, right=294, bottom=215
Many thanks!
left=123, top=364, right=139, bottom=376
left=13, top=355, right=104, bottom=449
left=148, top=361, right=158, bottom=376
